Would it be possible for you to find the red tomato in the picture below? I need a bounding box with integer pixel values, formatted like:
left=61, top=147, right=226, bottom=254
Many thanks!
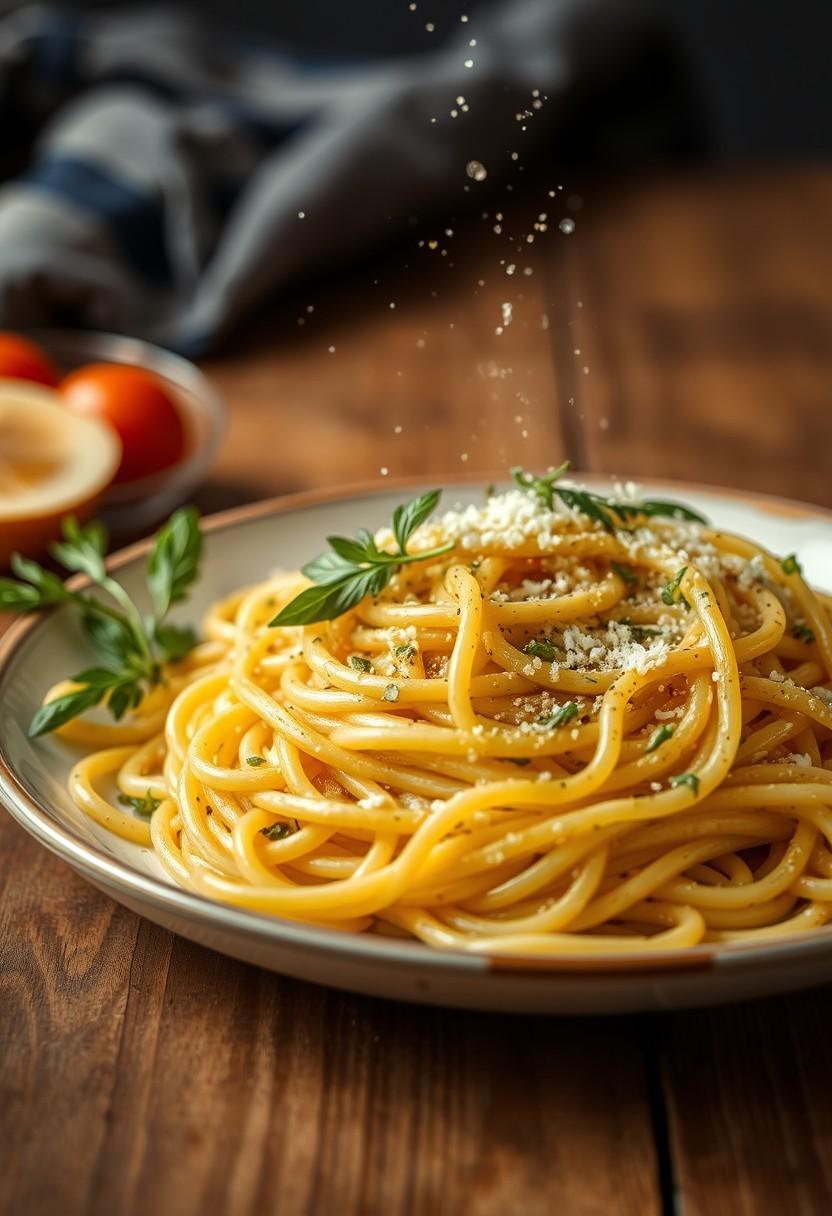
left=60, top=363, right=186, bottom=484
left=0, top=332, right=59, bottom=387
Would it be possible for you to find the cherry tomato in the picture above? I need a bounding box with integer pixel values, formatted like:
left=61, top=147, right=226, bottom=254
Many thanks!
left=60, top=363, right=186, bottom=484
left=0, top=332, right=59, bottom=387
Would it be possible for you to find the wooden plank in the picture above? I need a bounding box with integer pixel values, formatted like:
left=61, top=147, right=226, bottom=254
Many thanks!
left=661, top=992, right=832, bottom=1216
left=560, top=167, right=832, bottom=507
left=0, top=823, right=662, bottom=1216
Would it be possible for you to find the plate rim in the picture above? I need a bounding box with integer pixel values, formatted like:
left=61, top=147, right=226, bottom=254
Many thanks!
left=3, top=472, right=832, bottom=981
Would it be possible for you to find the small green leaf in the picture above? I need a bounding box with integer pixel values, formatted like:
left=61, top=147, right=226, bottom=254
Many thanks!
left=391, top=490, right=441, bottom=554
left=147, top=507, right=202, bottom=619
left=781, top=553, right=802, bottom=576
left=82, top=612, right=137, bottom=666
left=50, top=516, right=108, bottom=582
left=645, top=723, right=674, bottom=754
left=261, top=821, right=293, bottom=840
left=669, top=772, right=700, bottom=796
left=117, top=790, right=160, bottom=817
left=271, top=565, right=388, bottom=626
left=611, top=561, right=638, bottom=586
left=792, top=621, right=815, bottom=645
left=246, top=756, right=266, bottom=767
left=153, top=622, right=198, bottom=663
left=538, top=701, right=579, bottom=729
left=661, top=567, right=688, bottom=606
left=28, top=681, right=111, bottom=737
left=350, top=655, right=373, bottom=672
left=523, top=638, right=557, bottom=661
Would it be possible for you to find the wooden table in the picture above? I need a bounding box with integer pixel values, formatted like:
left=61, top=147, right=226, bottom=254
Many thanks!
left=3, top=167, right=832, bottom=1216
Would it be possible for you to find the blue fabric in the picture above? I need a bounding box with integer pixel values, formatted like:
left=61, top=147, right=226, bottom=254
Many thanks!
left=22, top=156, right=171, bottom=284
left=0, top=1, right=660, bottom=352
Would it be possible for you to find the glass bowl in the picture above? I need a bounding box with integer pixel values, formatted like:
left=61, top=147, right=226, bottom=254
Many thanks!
left=23, top=329, right=226, bottom=537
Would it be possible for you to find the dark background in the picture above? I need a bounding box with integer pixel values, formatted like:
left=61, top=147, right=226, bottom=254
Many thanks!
left=2, top=0, right=831, bottom=158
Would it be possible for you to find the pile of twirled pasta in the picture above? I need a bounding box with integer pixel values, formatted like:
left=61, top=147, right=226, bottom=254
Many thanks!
left=59, top=487, right=832, bottom=955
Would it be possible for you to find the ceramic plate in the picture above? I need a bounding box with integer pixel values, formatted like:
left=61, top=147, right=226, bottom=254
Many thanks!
left=2, top=478, right=832, bottom=1014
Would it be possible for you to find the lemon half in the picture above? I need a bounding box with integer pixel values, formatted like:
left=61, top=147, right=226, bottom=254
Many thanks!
left=0, top=381, right=121, bottom=565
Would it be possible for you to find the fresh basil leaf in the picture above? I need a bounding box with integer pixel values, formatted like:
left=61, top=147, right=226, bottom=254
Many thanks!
left=302, top=551, right=359, bottom=583
left=271, top=564, right=388, bottom=626
left=635, top=499, right=707, bottom=525
left=50, top=516, right=108, bottom=582
left=153, top=622, right=198, bottom=663
left=0, top=577, right=47, bottom=610
left=147, top=507, right=202, bottom=619
left=326, top=535, right=374, bottom=563
left=82, top=611, right=137, bottom=666
left=392, top=490, right=441, bottom=554
left=8, top=555, right=74, bottom=607
left=29, top=681, right=111, bottom=737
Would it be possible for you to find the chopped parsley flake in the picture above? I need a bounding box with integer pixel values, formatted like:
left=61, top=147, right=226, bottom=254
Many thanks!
left=538, top=701, right=579, bottom=729
left=645, top=724, right=674, bottom=753
left=117, top=790, right=160, bottom=817
left=260, top=822, right=293, bottom=841
left=610, top=561, right=638, bottom=586
left=523, top=637, right=557, bottom=662
left=669, top=772, right=700, bottom=796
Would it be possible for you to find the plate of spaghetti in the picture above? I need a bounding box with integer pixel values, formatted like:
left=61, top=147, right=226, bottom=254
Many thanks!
left=2, top=470, right=832, bottom=1013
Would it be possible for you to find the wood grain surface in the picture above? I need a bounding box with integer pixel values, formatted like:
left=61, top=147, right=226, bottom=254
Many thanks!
left=2, top=167, right=832, bottom=1216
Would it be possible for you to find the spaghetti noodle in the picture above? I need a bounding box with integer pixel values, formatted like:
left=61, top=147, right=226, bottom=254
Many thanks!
left=53, top=484, right=832, bottom=955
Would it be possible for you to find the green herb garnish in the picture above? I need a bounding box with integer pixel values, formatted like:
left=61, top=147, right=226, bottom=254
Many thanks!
left=270, top=490, right=454, bottom=627
left=645, top=724, right=674, bottom=754
left=611, top=561, right=639, bottom=586
left=260, top=822, right=293, bottom=841
left=0, top=510, right=201, bottom=737
left=781, top=554, right=802, bottom=576
left=350, top=655, right=373, bottom=672
left=661, top=567, right=688, bottom=607
left=669, top=772, right=700, bottom=796
left=117, top=790, right=161, bottom=817
left=246, top=756, right=267, bottom=767
left=523, top=638, right=557, bottom=661
left=395, top=644, right=417, bottom=660
left=511, top=464, right=706, bottom=533
left=793, top=622, right=815, bottom=645
left=538, top=701, right=579, bottom=729
left=622, top=621, right=662, bottom=641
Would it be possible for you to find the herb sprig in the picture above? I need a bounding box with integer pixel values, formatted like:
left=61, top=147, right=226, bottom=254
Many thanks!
left=0, top=510, right=201, bottom=736
left=271, top=490, right=454, bottom=627
left=511, top=464, right=707, bottom=533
